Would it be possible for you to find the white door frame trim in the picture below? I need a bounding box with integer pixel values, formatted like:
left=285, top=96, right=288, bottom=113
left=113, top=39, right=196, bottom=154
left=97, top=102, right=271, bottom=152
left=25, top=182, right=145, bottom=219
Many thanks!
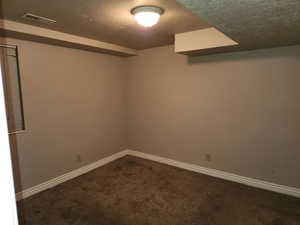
left=0, top=62, right=19, bottom=225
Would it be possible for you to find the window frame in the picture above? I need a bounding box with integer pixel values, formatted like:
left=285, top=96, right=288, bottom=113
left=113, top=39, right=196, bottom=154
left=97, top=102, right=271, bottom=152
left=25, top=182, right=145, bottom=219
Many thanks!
left=0, top=44, right=26, bottom=134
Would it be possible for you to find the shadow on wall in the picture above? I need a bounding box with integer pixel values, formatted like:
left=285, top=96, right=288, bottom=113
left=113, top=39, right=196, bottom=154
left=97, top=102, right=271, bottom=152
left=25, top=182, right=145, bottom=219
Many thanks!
left=0, top=0, right=3, bottom=36
left=0, top=2, right=8, bottom=43
left=0, top=0, right=2, bottom=17
left=187, top=45, right=300, bottom=64
left=9, top=135, right=23, bottom=192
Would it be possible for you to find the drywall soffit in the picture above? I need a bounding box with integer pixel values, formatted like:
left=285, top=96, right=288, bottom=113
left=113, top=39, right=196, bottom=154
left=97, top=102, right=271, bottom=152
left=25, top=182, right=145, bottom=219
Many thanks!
left=0, top=20, right=138, bottom=57
left=175, top=28, right=239, bottom=55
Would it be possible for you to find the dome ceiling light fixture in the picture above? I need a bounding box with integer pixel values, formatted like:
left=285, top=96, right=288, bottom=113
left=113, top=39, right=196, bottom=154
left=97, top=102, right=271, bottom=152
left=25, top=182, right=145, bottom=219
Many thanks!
left=131, top=5, right=164, bottom=28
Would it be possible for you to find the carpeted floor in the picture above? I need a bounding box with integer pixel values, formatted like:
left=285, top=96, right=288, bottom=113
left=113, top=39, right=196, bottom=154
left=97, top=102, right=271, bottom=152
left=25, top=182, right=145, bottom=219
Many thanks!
left=18, top=156, right=300, bottom=225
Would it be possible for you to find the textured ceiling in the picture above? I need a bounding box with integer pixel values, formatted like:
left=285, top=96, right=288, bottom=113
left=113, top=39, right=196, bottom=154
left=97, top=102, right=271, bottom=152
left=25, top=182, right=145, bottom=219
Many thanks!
left=0, top=0, right=211, bottom=50
left=176, top=0, right=300, bottom=52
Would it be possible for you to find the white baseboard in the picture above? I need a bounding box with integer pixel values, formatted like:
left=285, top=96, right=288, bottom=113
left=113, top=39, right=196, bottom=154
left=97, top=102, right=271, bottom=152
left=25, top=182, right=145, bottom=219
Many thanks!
left=16, top=151, right=127, bottom=201
left=16, top=149, right=300, bottom=201
left=124, top=149, right=300, bottom=198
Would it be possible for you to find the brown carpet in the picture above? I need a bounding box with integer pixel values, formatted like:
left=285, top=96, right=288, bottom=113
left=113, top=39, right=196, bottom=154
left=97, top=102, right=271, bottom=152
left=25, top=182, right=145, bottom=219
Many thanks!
left=18, top=156, right=300, bottom=225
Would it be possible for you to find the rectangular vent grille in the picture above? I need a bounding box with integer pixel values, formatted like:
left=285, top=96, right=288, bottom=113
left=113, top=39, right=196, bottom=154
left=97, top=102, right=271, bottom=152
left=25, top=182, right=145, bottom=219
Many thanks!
left=22, top=13, right=56, bottom=24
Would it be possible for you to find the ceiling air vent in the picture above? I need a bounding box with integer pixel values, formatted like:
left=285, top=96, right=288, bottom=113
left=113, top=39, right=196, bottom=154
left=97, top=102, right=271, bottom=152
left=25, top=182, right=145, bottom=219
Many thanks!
left=22, top=13, right=56, bottom=24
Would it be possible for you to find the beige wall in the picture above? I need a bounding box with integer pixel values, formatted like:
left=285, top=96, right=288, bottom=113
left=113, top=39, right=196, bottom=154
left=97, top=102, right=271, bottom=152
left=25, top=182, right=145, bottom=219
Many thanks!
left=3, top=38, right=300, bottom=192
left=4, top=38, right=126, bottom=192
left=126, top=45, right=300, bottom=188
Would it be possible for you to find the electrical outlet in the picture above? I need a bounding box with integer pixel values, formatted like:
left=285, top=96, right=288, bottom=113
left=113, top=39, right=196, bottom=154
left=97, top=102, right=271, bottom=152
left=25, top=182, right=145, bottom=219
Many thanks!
left=76, top=154, right=82, bottom=163
left=204, top=154, right=212, bottom=162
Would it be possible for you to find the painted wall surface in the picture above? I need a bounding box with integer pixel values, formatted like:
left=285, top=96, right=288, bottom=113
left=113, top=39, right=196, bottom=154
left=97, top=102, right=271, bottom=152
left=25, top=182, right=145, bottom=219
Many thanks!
left=126, top=45, right=300, bottom=188
left=4, top=38, right=127, bottom=192
left=3, top=37, right=300, bottom=192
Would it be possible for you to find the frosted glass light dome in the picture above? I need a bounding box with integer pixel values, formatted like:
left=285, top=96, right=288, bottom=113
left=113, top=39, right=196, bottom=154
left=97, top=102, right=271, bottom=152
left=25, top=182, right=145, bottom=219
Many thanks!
left=131, top=6, right=164, bottom=27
